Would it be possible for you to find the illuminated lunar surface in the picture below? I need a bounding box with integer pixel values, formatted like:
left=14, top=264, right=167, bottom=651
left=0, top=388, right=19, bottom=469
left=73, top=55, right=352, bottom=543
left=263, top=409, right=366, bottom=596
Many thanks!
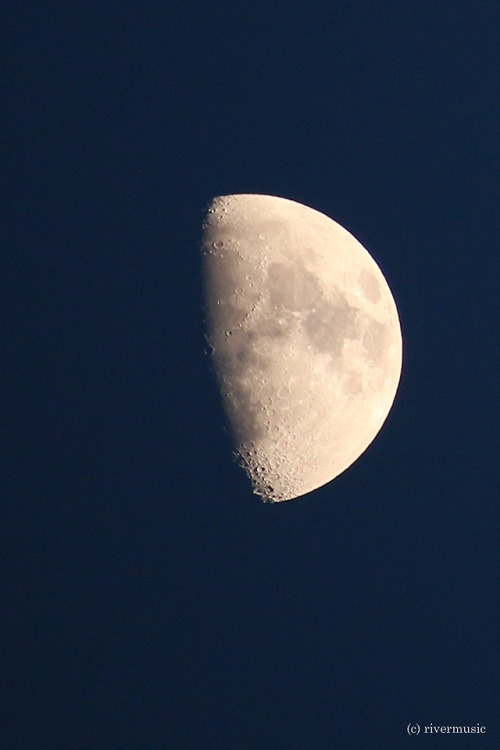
left=201, top=194, right=402, bottom=503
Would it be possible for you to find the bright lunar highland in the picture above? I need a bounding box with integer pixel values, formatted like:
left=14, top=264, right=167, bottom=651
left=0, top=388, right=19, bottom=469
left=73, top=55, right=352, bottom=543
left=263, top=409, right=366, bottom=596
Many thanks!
left=201, top=194, right=402, bottom=503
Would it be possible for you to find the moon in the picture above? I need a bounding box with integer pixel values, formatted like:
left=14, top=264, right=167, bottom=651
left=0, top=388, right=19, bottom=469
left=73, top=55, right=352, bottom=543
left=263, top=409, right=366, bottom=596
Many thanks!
left=201, top=194, right=402, bottom=503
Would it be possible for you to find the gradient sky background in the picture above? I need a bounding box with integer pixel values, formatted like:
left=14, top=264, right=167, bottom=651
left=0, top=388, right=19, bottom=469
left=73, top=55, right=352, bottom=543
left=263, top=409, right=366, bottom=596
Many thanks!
left=4, top=1, right=500, bottom=748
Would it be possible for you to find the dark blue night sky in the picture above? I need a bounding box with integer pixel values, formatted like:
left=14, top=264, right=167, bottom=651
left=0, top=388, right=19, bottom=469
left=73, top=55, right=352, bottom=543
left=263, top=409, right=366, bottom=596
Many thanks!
left=4, top=1, right=500, bottom=748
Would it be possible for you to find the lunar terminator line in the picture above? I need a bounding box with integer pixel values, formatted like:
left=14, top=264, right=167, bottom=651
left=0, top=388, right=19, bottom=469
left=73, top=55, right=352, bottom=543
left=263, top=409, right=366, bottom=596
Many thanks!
left=201, top=194, right=402, bottom=502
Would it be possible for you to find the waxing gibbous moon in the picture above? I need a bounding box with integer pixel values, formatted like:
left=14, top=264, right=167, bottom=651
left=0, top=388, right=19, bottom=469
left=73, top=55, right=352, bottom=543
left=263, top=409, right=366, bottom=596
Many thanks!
left=201, top=194, right=402, bottom=503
